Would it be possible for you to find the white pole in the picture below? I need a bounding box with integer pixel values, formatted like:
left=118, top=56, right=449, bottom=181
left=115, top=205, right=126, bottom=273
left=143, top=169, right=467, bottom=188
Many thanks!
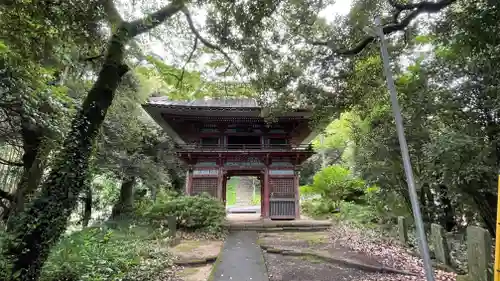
left=373, top=16, right=435, bottom=281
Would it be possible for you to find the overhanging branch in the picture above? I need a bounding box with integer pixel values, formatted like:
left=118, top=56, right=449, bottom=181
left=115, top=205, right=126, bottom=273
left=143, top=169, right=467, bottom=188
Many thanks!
left=101, top=0, right=125, bottom=29
left=311, top=0, right=457, bottom=56
left=182, top=7, right=239, bottom=74
left=127, top=0, right=185, bottom=38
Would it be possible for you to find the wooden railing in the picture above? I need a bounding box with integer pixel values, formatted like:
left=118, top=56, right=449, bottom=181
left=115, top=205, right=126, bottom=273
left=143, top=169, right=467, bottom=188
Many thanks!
left=175, top=143, right=313, bottom=151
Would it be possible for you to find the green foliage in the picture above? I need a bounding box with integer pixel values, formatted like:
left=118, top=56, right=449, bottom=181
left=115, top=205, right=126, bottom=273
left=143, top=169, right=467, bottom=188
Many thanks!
left=146, top=195, right=226, bottom=234
left=225, top=177, right=238, bottom=206
left=301, top=199, right=339, bottom=218
left=39, top=223, right=174, bottom=281
left=333, top=201, right=379, bottom=226
left=306, top=165, right=366, bottom=203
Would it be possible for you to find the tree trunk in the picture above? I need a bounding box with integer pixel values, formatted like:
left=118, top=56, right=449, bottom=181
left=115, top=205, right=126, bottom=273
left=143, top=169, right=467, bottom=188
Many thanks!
left=437, top=184, right=456, bottom=232
left=82, top=186, right=92, bottom=228
left=168, top=168, right=185, bottom=192
left=4, top=31, right=129, bottom=281
left=1, top=128, right=43, bottom=224
left=111, top=175, right=136, bottom=220
left=472, top=191, right=497, bottom=235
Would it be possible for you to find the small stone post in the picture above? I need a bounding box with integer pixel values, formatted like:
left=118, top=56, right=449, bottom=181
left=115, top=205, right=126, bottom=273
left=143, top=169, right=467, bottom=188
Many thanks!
left=397, top=216, right=409, bottom=244
left=166, top=215, right=177, bottom=238
left=430, top=223, right=451, bottom=266
left=466, top=226, right=493, bottom=281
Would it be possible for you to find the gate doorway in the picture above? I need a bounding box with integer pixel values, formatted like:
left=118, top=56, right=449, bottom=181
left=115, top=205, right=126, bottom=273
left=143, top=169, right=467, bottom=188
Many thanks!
left=223, top=170, right=264, bottom=217
left=225, top=176, right=261, bottom=209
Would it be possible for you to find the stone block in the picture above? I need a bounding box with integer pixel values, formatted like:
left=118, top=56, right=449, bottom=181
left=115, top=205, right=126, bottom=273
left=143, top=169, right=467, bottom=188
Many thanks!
left=166, top=215, right=177, bottom=238
left=430, top=223, right=451, bottom=266
left=466, top=226, right=492, bottom=281
left=397, top=216, right=409, bottom=244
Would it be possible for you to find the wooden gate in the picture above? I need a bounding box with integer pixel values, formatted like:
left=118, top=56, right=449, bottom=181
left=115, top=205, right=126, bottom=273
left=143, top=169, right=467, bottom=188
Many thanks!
left=269, top=177, right=296, bottom=219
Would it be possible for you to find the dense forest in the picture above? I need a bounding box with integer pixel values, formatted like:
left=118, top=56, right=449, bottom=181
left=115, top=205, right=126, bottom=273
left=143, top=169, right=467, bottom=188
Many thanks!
left=0, top=0, right=497, bottom=280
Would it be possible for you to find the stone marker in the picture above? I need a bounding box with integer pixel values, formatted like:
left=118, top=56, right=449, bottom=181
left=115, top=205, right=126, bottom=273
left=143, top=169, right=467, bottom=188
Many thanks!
left=166, top=215, right=177, bottom=238
left=431, top=223, right=451, bottom=266
left=466, top=226, right=492, bottom=281
left=166, top=215, right=180, bottom=246
left=398, top=216, right=409, bottom=244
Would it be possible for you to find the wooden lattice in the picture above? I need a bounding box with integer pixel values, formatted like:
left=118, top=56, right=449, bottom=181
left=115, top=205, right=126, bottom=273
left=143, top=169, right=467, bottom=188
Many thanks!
left=191, top=178, right=218, bottom=197
left=270, top=201, right=296, bottom=217
left=269, top=178, right=295, bottom=198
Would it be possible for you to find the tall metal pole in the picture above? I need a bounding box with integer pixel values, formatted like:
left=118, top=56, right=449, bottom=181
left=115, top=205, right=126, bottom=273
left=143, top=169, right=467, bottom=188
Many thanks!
left=373, top=17, right=435, bottom=281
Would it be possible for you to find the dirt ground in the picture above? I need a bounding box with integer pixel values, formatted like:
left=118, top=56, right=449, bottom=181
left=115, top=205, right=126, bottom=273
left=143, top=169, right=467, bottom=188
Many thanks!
left=170, top=239, right=224, bottom=281
left=259, top=232, right=406, bottom=281
left=259, top=231, right=385, bottom=267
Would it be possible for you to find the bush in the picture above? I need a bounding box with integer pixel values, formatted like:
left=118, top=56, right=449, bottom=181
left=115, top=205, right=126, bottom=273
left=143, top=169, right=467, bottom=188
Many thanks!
left=146, top=195, right=226, bottom=234
left=333, top=201, right=379, bottom=226
left=39, top=223, right=174, bottom=281
left=303, top=165, right=366, bottom=203
left=301, top=198, right=339, bottom=218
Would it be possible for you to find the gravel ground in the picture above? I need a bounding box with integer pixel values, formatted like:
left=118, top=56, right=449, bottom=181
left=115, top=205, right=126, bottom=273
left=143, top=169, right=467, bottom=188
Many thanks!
left=264, top=252, right=398, bottom=281
left=260, top=232, right=410, bottom=281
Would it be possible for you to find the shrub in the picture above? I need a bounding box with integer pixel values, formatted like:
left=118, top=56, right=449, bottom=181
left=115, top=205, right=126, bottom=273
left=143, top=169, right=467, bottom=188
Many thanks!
left=39, top=223, right=173, bottom=281
left=309, top=165, right=366, bottom=202
left=301, top=198, right=339, bottom=218
left=333, top=201, right=379, bottom=226
left=146, top=195, right=226, bottom=233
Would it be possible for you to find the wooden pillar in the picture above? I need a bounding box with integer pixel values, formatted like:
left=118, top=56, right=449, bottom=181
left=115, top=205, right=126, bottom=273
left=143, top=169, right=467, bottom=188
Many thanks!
left=217, top=167, right=224, bottom=200
left=263, top=167, right=270, bottom=218
left=260, top=176, right=265, bottom=217
left=222, top=174, right=228, bottom=205
left=294, top=170, right=300, bottom=219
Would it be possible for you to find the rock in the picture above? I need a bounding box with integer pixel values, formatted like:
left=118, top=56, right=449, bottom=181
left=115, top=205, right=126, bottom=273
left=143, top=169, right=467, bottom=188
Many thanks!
left=397, top=216, right=408, bottom=244
left=431, top=223, right=451, bottom=266
left=466, top=226, right=492, bottom=281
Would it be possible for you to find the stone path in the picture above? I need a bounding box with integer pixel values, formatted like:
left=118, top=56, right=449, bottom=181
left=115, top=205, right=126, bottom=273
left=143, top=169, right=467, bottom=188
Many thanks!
left=211, top=231, right=269, bottom=281
left=234, top=177, right=254, bottom=207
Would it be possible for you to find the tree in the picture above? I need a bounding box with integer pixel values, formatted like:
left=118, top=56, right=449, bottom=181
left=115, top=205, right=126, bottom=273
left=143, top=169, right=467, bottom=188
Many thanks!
left=3, top=1, right=214, bottom=279
left=0, top=0, right=468, bottom=279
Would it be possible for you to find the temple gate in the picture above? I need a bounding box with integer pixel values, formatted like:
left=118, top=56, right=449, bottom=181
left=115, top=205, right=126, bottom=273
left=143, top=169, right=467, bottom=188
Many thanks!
left=142, top=98, right=318, bottom=220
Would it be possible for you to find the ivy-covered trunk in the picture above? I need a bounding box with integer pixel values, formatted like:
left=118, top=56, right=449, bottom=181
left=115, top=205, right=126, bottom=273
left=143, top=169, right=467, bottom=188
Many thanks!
left=4, top=33, right=129, bottom=281
left=111, top=175, right=136, bottom=220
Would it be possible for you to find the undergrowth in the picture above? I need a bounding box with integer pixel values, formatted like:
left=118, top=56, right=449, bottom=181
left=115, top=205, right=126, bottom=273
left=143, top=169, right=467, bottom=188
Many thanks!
left=0, top=193, right=227, bottom=281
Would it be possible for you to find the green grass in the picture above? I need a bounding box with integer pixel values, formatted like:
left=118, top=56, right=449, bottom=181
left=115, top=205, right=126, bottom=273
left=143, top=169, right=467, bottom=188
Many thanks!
left=226, top=177, right=238, bottom=206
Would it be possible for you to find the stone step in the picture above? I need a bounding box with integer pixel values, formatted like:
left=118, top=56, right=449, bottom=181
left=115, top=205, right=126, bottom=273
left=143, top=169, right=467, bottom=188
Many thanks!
left=228, top=226, right=331, bottom=232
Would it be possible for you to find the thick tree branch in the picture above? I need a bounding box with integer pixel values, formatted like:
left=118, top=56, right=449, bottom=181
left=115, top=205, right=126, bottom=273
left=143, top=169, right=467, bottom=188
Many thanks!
left=311, top=0, right=457, bottom=56
left=181, top=7, right=239, bottom=74
left=101, top=0, right=125, bottom=29
left=127, top=0, right=185, bottom=38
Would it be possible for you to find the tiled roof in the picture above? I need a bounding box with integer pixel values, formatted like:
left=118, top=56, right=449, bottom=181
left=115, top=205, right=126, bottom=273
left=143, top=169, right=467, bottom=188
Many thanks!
left=145, top=97, right=259, bottom=108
